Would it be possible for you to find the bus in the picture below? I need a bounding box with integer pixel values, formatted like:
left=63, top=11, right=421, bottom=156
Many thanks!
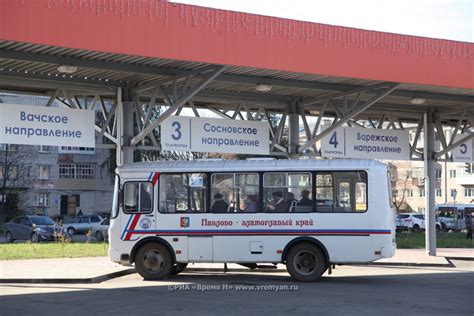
left=435, top=203, right=474, bottom=231
left=108, top=158, right=396, bottom=282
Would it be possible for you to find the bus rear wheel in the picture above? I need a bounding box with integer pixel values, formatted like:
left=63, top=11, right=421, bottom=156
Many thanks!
left=286, top=242, right=327, bottom=282
left=135, top=243, right=172, bottom=280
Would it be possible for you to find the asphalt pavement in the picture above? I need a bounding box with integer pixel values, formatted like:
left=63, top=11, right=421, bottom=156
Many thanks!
left=1, top=260, right=472, bottom=316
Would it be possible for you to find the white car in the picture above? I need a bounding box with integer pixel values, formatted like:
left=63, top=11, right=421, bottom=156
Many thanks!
left=91, top=218, right=109, bottom=241
left=64, top=215, right=103, bottom=236
left=395, top=213, right=441, bottom=232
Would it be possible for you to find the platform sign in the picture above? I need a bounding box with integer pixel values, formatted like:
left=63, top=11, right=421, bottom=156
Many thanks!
left=321, top=127, right=410, bottom=160
left=160, top=116, right=269, bottom=155
left=0, top=103, right=95, bottom=147
left=452, top=134, right=474, bottom=163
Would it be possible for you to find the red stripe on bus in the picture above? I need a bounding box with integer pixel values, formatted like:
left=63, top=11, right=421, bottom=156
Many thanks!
left=152, top=172, right=160, bottom=186
left=124, top=214, right=142, bottom=241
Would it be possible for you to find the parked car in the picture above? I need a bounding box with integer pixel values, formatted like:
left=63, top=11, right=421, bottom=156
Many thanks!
left=92, top=218, right=109, bottom=241
left=63, top=215, right=103, bottom=236
left=4, top=215, right=61, bottom=243
left=396, top=213, right=441, bottom=232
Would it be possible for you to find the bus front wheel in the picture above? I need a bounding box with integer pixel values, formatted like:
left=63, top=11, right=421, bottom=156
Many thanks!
left=135, top=243, right=172, bottom=280
left=171, top=263, right=188, bottom=275
left=286, top=242, right=327, bottom=282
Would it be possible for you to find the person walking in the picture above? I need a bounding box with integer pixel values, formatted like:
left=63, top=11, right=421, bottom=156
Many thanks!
left=465, top=211, right=472, bottom=239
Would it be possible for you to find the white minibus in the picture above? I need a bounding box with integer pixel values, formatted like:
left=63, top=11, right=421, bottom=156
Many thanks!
left=109, top=158, right=395, bottom=281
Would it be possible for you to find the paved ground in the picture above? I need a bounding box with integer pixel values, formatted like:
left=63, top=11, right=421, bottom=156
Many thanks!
left=2, top=248, right=471, bottom=282
left=1, top=260, right=472, bottom=316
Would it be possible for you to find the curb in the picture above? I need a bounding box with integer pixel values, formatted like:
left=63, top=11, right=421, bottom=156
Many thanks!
left=445, top=256, right=474, bottom=261
left=0, top=268, right=136, bottom=284
left=366, top=262, right=452, bottom=268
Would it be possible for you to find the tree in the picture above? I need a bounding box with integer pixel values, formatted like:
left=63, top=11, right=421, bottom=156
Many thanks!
left=388, top=162, right=413, bottom=212
left=0, top=144, right=31, bottom=220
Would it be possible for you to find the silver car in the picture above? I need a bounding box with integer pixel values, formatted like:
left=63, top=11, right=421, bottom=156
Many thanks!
left=92, top=218, right=109, bottom=241
left=64, top=215, right=103, bottom=236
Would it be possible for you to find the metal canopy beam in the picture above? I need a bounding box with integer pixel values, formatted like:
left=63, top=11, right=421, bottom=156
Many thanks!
left=130, top=66, right=227, bottom=146
left=299, top=83, right=400, bottom=152
left=1, top=49, right=473, bottom=103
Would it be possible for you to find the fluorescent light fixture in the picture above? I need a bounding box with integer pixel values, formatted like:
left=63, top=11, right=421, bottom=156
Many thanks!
left=57, top=65, right=78, bottom=74
left=409, top=97, right=426, bottom=105
left=255, top=83, right=272, bottom=92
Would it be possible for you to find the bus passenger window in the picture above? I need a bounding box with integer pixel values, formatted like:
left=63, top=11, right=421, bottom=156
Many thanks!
left=159, top=173, right=207, bottom=213
left=356, top=182, right=367, bottom=212
left=315, top=171, right=367, bottom=213
left=264, top=172, right=311, bottom=212
left=211, top=173, right=259, bottom=213
left=123, top=182, right=153, bottom=213
left=316, top=174, right=334, bottom=212
left=159, top=174, right=188, bottom=213
left=337, top=182, right=351, bottom=211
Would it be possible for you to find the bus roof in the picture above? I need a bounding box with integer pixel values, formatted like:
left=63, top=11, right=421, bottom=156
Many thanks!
left=436, top=203, right=474, bottom=208
left=118, top=158, right=386, bottom=174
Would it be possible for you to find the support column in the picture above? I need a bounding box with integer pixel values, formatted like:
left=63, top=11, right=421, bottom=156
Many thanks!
left=424, top=109, right=436, bottom=256
left=116, top=86, right=135, bottom=166
left=288, top=99, right=300, bottom=156
left=115, top=87, right=123, bottom=167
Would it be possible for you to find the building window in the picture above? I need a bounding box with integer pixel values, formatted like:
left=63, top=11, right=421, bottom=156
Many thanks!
left=419, top=187, right=425, bottom=197
left=0, top=144, right=19, bottom=151
left=39, top=145, right=50, bottom=153
left=58, top=146, right=95, bottom=155
left=435, top=169, right=442, bottom=179
left=465, top=188, right=474, bottom=198
left=59, top=164, right=95, bottom=179
left=449, top=170, right=456, bottom=178
left=37, top=193, right=50, bottom=207
left=436, top=188, right=442, bottom=197
left=406, top=170, right=413, bottom=179
left=406, top=189, right=413, bottom=198
left=38, top=165, right=51, bottom=180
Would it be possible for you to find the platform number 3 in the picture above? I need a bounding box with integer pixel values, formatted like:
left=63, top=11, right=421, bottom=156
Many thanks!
left=171, top=121, right=182, bottom=140
left=329, top=131, right=339, bottom=148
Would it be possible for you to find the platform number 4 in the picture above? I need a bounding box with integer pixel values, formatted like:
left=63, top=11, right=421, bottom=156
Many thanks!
left=329, top=131, right=339, bottom=148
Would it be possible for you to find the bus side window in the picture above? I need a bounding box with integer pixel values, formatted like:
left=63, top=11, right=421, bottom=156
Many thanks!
left=315, top=174, right=334, bottom=212
left=315, top=171, right=367, bottom=213
left=123, top=182, right=153, bottom=213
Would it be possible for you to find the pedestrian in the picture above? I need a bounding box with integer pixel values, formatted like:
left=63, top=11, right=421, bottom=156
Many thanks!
left=465, top=211, right=472, bottom=239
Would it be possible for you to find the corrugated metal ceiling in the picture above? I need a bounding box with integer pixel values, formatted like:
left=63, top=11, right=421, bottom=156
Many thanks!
left=0, top=40, right=472, bottom=108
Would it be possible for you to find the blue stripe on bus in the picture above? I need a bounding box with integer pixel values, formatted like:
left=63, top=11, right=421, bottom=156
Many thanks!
left=123, top=229, right=391, bottom=235
left=120, top=215, right=135, bottom=240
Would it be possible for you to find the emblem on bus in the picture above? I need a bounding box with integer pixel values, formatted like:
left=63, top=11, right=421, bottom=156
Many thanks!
left=180, top=217, right=190, bottom=228
left=140, top=218, right=152, bottom=229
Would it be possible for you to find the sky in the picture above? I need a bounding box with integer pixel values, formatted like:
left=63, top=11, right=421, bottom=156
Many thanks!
left=171, top=0, right=473, bottom=43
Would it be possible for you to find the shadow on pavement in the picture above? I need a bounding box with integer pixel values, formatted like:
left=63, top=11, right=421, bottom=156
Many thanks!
left=1, top=270, right=472, bottom=316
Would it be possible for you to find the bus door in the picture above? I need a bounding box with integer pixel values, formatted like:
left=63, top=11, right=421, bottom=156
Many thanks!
left=333, top=172, right=367, bottom=213
left=188, top=173, right=213, bottom=261
left=120, top=180, right=156, bottom=242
